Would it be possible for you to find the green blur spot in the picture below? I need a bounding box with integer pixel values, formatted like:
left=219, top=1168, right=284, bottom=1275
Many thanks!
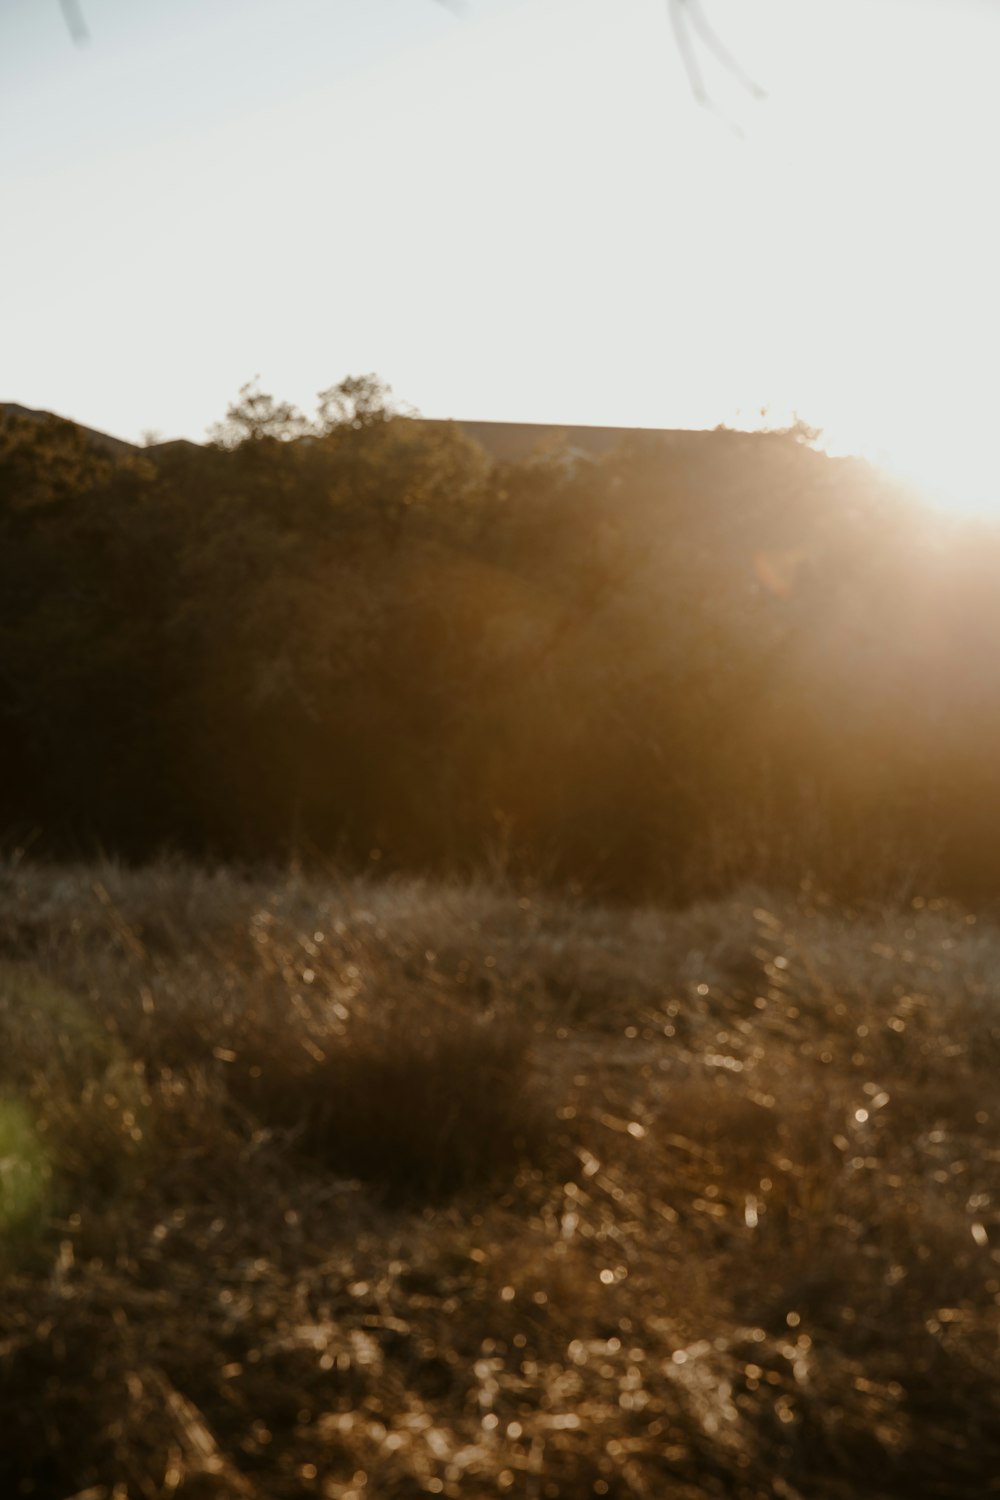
left=0, top=1095, right=52, bottom=1247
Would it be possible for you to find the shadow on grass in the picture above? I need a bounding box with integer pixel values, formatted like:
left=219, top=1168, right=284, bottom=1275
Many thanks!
left=232, top=1001, right=550, bottom=1201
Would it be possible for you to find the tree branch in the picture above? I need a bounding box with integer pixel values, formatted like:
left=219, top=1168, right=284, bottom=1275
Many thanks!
left=59, top=0, right=89, bottom=46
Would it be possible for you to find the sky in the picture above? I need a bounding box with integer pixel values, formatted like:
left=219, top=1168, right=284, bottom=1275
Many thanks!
left=2, top=0, right=999, bottom=510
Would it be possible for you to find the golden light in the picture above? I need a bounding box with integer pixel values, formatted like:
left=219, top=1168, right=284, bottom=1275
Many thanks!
left=860, top=427, right=1000, bottom=519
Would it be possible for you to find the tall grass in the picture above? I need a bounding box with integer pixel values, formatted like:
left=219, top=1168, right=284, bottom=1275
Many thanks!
left=1, top=859, right=998, bottom=1497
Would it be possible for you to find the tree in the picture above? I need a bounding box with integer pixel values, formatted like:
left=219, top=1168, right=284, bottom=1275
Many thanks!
left=208, top=380, right=310, bottom=448
left=316, top=374, right=397, bottom=433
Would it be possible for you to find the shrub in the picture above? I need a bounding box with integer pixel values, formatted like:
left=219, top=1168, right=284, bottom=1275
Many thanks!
left=235, top=1000, right=547, bottom=1199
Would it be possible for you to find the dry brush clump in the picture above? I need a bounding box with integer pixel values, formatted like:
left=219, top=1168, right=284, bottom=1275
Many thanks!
left=0, top=860, right=999, bottom=1498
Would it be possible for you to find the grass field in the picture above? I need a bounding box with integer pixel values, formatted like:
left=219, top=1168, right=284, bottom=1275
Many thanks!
left=1, top=859, right=998, bottom=1498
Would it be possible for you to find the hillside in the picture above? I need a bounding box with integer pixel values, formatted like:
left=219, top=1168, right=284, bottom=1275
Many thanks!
left=1, top=860, right=998, bottom=1497
left=0, top=401, right=140, bottom=458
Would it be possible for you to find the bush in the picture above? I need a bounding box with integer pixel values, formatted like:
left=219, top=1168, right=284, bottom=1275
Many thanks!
left=234, top=1000, right=547, bottom=1200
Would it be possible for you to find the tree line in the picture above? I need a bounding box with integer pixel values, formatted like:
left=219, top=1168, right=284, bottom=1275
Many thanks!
left=3, top=379, right=998, bottom=900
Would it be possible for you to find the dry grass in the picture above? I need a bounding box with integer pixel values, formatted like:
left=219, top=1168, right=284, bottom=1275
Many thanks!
left=1, top=859, right=999, bottom=1497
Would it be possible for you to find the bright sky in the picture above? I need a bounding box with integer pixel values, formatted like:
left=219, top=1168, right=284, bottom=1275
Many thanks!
left=2, top=0, right=999, bottom=510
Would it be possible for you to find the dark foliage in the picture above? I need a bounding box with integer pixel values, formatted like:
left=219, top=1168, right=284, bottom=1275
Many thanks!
left=3, top=383, right=999, bottom=900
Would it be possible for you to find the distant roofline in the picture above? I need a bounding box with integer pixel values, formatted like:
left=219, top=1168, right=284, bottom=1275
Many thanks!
left=1, top=402, right=796, bottom=465
left=425, top=417, right=739, bottom=464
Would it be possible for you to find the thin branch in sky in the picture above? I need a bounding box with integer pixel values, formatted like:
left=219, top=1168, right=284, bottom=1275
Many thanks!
left=59, top=0, right=89, bottom=46
left=668, top=0, right=709, bottom=104
left=683, top=0, right=766, bottom=99
left=667, top=0, right=765, bottom=112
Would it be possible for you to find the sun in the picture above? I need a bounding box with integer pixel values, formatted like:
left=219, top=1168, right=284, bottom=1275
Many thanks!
left=874, top=432, right=1000, bottom=520
left=814, top=402, right=1000, bottom=521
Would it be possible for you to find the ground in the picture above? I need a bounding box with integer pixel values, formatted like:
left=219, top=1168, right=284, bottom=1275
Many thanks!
left=1, top=861, right=998, bottom=1498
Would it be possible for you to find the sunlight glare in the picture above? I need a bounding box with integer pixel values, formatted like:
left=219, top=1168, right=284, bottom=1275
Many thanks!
left=879, top=437, right=1000, bottom=519
left=836, top=404, right=1000, bottom=519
